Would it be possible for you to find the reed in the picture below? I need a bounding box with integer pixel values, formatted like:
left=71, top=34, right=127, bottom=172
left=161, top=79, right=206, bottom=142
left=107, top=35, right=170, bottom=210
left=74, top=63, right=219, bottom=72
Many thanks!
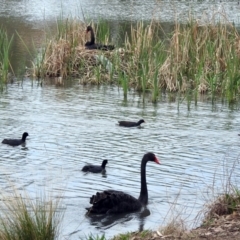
left=119, top=71, right=128, bottom=97
left=0, top=27, right=13, bottom=84
left=123, top=22, right=165, bottom=91
left=163, top=19, right=240, bottom=100
left=0, top=190, right=63, bottom=240
left=93, top=20, right=112, bottom=44
left=28, top=13, right=240, bottom=104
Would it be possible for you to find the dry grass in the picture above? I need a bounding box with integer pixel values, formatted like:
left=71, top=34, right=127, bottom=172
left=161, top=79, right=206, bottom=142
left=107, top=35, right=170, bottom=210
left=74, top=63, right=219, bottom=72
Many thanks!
left=202, top=190, right=240, bottom=227
left=159, top=219, right=186, bottom=238
left=32, top=20, right=117, bottom=84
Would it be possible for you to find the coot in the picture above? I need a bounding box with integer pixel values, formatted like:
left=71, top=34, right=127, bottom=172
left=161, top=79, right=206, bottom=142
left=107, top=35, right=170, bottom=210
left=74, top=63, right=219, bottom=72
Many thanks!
left=2, top=132, right=29, bottom=146
left=118, top=119, right=145, bottom=127
left=82, top=159, right=108, bottom=173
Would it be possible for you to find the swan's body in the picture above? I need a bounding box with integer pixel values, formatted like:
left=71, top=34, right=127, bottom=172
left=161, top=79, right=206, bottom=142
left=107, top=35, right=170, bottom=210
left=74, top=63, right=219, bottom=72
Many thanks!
left=118, top=119, right=145, bottom=127
left=2, top=132, right=29, bottom=146
left=82, top=159, right=108, bottom=173
left=85, top=26, right=114, bottom=51
left=86, top=152, right=160, bottom=214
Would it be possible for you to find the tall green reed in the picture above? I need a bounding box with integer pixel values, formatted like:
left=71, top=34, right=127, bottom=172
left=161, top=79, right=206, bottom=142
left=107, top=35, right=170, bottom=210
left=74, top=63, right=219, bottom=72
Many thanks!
left=93, top=20, right=112, bottom=44
left=122, top=21, right=166, bottom=101
left=120, top=71, right=128, bottom=98
left=164, top=18, right=240, bottom=105
left=0, top=27, right=13, bottom=84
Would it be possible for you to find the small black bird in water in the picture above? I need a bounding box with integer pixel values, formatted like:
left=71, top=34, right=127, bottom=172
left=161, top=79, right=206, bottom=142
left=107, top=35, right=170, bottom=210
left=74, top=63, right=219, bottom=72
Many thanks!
left=2, top=132, right=29, bottom=146
left=118, top=119, right=145, bottom=127
left=82, top=159, right=108, bottom=173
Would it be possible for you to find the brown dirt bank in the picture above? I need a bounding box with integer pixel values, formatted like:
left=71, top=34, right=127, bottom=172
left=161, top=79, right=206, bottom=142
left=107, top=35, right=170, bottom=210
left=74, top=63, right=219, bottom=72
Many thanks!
left=114, top=211, right=240, bottom=240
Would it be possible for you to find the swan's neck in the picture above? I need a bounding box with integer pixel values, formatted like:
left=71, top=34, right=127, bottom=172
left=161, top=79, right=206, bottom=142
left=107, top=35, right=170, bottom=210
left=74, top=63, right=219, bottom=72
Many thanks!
left=89, top=29, right=95, bottom=45
left=138, top=158, right=148, bottom=205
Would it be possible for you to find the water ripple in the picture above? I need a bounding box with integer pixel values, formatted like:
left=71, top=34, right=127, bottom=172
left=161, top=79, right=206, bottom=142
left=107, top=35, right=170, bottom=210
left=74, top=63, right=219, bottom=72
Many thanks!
left=0, top=81, right=240, bottom=239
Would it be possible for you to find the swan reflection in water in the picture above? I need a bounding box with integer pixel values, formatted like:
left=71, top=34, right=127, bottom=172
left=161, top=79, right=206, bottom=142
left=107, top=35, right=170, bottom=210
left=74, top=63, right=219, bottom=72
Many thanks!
left=86, top=207, right=150, bottom=231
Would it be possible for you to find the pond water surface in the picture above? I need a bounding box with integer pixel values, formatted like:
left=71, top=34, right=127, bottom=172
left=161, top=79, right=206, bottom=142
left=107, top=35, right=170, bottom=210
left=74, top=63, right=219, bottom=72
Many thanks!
left=0, top=80, right=240, bottom=239
left=1, top=0, right=240, bottom=24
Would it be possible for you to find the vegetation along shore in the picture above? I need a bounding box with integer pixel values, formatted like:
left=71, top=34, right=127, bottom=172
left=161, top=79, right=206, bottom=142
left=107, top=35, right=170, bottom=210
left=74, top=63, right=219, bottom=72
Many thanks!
left=1, top=15, right=240, bottom=104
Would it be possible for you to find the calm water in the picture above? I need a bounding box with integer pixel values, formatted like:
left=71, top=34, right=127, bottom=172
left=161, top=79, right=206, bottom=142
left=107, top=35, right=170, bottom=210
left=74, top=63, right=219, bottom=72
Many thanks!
left=1, top=0, right=240, bottom=24
left=0, top=80, right=240, bottom=239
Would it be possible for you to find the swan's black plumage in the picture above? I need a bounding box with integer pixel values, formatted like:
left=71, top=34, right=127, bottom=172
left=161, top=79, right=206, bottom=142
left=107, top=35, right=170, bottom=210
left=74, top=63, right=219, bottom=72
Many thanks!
left=118, top=119, right=145, bottom=127
left=2, top=132, right=29, bottom=146
left=82, top=159, right=108, bottom=173
left=85, top=26, right=114, bottom=51
left=86, top=152, right=160, bottom=214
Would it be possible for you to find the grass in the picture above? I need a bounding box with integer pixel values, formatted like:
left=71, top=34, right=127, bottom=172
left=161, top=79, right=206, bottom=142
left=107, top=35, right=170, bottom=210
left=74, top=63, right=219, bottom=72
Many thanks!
left=203, top=189, right=240, bottom=224
left=112, top=230, right=153, bottom=240
left=201, top=155, right=240, bottom=227
left=0, top=190, right=63, bottom=240
left=0, top=26, right=13, bottom=85
left=86, top=234, right=106, bottom=240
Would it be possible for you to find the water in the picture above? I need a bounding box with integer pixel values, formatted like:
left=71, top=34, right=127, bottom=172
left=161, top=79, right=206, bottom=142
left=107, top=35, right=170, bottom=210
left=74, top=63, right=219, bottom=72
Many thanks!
left=0, top=80, right=240, bottom=239
left=1, top=0, right=240, bottom=24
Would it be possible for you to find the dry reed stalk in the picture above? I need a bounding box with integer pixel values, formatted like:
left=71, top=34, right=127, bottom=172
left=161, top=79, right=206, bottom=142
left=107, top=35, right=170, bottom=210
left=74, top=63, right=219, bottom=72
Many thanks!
left=32, top=20, right=118, bottom=81
left=157, top=18, right=240, bottom=95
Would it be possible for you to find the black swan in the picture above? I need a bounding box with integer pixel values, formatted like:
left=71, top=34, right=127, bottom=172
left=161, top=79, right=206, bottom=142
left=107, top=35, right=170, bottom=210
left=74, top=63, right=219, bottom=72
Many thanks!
left=82, top=159, right=108, bottom=173
left=118, top=119, right=145, bottom=127
left=2, top=132, right=29, bottom=146
left=86, top=152, right=160, bottom=214
left=85, top=26, right=115, bottom=51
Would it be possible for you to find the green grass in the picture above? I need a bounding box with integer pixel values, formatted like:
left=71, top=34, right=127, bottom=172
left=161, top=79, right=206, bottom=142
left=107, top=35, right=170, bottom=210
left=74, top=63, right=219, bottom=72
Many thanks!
left=85, top=234, right=106, bottom=240
left=0, top=190, right=63, bottom=240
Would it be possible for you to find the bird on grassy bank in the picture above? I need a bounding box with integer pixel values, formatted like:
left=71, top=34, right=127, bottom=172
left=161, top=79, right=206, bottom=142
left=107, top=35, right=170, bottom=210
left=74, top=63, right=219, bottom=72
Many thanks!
left=86, top=152, right=160, bottom=214
left=82, top=159, right=108, bottom=173
left=85, top=26, right=115, bottom=51
left=118, top=119, right=145, bottom=128
left=2, top=132, right=29, bottom=146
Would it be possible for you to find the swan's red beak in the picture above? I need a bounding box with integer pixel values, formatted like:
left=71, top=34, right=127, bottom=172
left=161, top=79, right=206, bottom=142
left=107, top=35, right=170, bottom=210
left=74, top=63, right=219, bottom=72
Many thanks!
left=154, top=157, right=161, bottom=164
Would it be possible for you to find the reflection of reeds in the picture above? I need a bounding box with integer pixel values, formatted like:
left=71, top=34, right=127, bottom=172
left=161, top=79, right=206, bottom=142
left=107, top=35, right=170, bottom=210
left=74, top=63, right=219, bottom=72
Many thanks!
left=0, top=190, right=63, bottom=240
left=0, top=27, right=13, bottom=85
